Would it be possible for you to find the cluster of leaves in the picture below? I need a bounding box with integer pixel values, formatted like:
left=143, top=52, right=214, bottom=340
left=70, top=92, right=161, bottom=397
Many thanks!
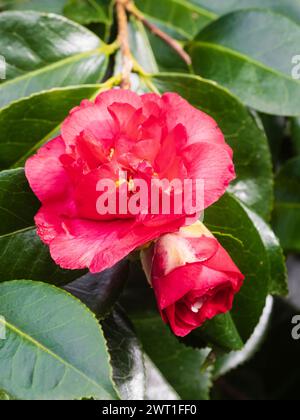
left=0, top=0, right=298, bottom=400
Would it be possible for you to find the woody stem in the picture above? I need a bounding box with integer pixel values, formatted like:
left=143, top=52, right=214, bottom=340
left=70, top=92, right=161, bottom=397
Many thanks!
left=115, top=0, right=134, bottom=89
left=126, top=1, right=192, bottom=66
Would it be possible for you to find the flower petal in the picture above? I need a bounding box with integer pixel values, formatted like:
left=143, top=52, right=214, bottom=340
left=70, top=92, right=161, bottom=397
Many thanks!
left=96, top=89, right=142, bottom=109
left=35, top=209, right=185, bottom=273
left=25, top=136, right=69, bottom=203
left=182, top=141, right=236, bottom=209
left=162, top=93, right=229, bottom=150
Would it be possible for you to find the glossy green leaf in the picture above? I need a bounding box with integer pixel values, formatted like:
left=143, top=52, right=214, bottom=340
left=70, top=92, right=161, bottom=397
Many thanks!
left=64, top=0, right=111, bottom=25
left=196, top=312, right=244, bottom=352
left=102, top=305, right=146, bottom=401
left=0, top=0, right=66, bottom=13
left=133, top=314, right=213, bottom=400
left=0, top=228, right=85, bottom=285
left=291, top=117, right=300, bottom=155
left=0, top=168, right=39, bottom=236
left=64, top=260, right=129, bottom=320
left=190, top=0, right=300, bottom=24
left=191, top=10, right=300, bottom=115
left=214, top=296, right=273, bottom=378
left=272, top=157, right=300, bottom=253
left=135, top=0, right=215, bottom=40
left=144, top=356, right=179, bottom=400
left=128, top=18, right=159, bottom=74
left=246, top=208, right=287, bottom=296
left=0, top=169, right=84, bottom=284
left=65, top=264, right=144, bottom=401
left=121, top=262, right=213, bottom=399
left=0, top=280, right=118, bottom=400
left=0, top=390, right=11, bottom=400
left=0, top=84, right=104, bottom=169
left=128, top=18, right=189, bottom=74
left=204, top=193, right=286, bottom=341
left=147, top=29, right=191, bottom=74
left=205, top=204, right=260, bottom=340
left=260, top=114, right=287, bottom=167
left=0, top=11, right=109, bottom=108
left=149, top=73, right=273, bottom=219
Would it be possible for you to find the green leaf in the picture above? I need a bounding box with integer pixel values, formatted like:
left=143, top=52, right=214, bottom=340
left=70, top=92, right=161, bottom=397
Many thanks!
left=0, top=280, right=118, bottom=400
left=246, top=207, right=288, bottom=296
left=128, top=18, right=159, bottom=74
left=272, top=157, right=300, bottom=253
left=144, top=356, right=179, bottom=400
left=149, top=73, right=273, bottom=220
left=0, top=168, right=39, bottom=236
left=190, top=0, right=300, bottom=24
left=0, top=390, right=11, bottom=400
left=0, top=84, right=104, bottom=169
left=133, top=314, right=213, bottom=400
left=214, top=296, right=273, bottom=378
left=205, top=198, right=267, bottom=341
left=0, top=11, right=109, bottom=108
left=65, top=264, right=144, bottom=400
left=190, top=10, right=300, bottom=116
left=64, top=260, right=129, bottom=320
left=64, top=0, right=111, bottom=25
left=260, top=114, right=287, bottom=166
left=196, top=312, right=244, bottom=352
left=147, top=29, right=191, bottom=74
left=121, top=262, right=213, bottom=400
left=0, top=0, right=66, bottom=13
left=135, top=0, right=215, bottom=40
left=0, top=228, right=84, bottom=285
left=291, top=117, right=300, bottom=156
left=128, top=17, right=189, bottom=74
left=204, top=193, right=286, bottom=341
left=0, top=168, right=84, bottom=285
left=102, top=305, right=146, bottom=400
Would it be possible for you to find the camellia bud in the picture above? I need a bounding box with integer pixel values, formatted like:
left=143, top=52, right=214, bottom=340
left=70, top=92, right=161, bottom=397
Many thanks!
left=141, top=221, right=245, bottom=337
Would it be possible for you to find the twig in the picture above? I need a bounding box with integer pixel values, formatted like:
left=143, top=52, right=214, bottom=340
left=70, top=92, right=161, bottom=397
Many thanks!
left=115, top=0, right=133, bottom=89
left=126, top=1, right=192, bottom=67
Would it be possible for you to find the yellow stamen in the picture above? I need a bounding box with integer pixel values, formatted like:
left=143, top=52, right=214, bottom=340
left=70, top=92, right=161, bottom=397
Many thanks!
left=115, top=178, right=127, bottom=188
left=128, top=178, right=135, bottom=192
left=109, top=148, right=115, bottom=159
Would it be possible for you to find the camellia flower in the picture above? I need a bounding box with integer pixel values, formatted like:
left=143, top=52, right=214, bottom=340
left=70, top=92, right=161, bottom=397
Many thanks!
left=25, top=89, right=235, bottom=273
left=141, top=221, right=244, bottom=337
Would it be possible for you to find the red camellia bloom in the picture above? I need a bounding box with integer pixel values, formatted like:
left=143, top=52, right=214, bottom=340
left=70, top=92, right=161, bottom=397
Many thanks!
left=141, top=222, right=245, bottom=337
left=25, top=89, right=235, bottom=273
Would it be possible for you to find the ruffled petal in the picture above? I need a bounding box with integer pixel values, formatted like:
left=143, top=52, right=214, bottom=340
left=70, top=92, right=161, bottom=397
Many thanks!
left=182, top=141, right=236, bottom=209
left=96, top=89, right=142, bottom=109
left=25, top=136, right=69, bottom=203
left=35, top=208, right=185, bottom=273
left=162, top=92, right=229, bottom=151
left=61, top=101, right=115, bottom=148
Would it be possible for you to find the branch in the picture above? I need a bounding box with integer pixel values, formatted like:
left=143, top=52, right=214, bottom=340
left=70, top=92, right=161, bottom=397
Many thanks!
left=126, top=1, right=192, bottom=67
left=116, top=0, right=133, bottom=89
